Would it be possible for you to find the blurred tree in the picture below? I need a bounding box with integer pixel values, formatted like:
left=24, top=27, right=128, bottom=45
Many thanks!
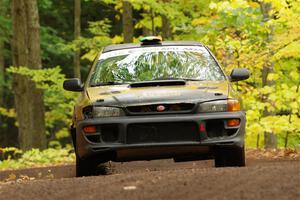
left=11, top=0, right=46, bottom=150
left=0, top=42, right=4, bottom=107
left=0, top=45, right=4, bottom=110
left=0, top=35, right=4, bottom=145
left=74, top=0, right=81, bottom=79
left=0, top=0, right=10, bottom=112
left=161, top=15, right=171, bottom=39
left=122, top=0, right=133, bottom=43
left=259, top=1, right=277, bottom=149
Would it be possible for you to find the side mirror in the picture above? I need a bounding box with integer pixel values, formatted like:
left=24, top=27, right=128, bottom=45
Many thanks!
left=63, top=78, right=83, bottom=92
left=230, top=68, right=250, bottom=82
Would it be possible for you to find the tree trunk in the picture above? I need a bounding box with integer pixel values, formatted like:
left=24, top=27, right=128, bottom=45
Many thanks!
left=122, top=0, right=133, bottom=43
left=264, top=132, right=277, bottom=149
left=256, top=133, right=260, bottom=148
left=74, top=0, right=81, bottom=79
left=11, top=0, right=46, bottom=150
left=260, top=2, right=277, bottom=149
left=150, top=8, right=155, bottom=36
left=162, top=15, right=171, bottom=39
left=0, top=41, right=4, bottom=108
left=0, top=0, right=11, bottom=147
left=0, top=41, right=4, bottom=144
left=143, top=26, right=151, bottom=36
left=142, top=8, right=151, bottom=36
left=0, top=0, right=5, bottom=107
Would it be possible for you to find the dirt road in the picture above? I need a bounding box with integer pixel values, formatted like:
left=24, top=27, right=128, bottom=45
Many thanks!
left=0, top=158, right=299, bottom=200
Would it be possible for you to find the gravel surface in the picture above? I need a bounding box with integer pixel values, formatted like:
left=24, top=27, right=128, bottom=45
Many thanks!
left=0, top=159, right=299, bottom=200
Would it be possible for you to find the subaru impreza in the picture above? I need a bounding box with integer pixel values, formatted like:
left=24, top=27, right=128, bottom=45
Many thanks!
left=63, top=36, right=250, bottom=177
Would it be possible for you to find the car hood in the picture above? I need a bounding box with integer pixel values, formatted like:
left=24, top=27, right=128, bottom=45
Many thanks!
left=86, top=81, right=230, bottom=107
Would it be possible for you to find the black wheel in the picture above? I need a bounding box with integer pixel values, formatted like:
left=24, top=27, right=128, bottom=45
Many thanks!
left=70, top=127, right=76, bottom=149
left=76, top=154, right=98, bottom=177
left=214, top=146, right=245, bottom=167
left=76, top=154, right=113, bottom=177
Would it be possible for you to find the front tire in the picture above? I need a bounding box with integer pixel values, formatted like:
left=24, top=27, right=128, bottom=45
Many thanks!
left=76, top=154, right=113, bottom=177
left=214, top=146, right=245, bottom=167
left=76, top=155, right=98, bottom=177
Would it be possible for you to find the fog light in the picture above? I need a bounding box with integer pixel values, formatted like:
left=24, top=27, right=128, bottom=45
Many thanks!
left=83, top=125, right=97, bottom=133
left=227, top=119, right=240, bottom=127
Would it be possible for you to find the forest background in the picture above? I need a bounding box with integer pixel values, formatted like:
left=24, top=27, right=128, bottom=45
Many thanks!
left=0, top=0, right=299, bottom=165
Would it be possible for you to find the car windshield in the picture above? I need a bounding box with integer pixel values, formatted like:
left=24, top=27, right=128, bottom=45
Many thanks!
left=89, top=46, right=225, bottom=86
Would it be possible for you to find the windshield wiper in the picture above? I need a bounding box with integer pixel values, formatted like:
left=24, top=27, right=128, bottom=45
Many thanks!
left=90, top=81, right=130, bottom=87
left=180, top=78, right=205, bottom=81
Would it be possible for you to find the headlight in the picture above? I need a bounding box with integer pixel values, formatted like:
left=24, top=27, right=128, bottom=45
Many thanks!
left=198, top=99, right=240, bottom=113
left=83, top=106, right=124, bottom=118
left=93, top=107, right=124, bottom=118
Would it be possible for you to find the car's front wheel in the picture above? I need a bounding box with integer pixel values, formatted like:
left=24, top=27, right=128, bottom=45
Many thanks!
left=76, top=155, right=98, bottom=177
left=76, top=155, right=112, bottom=177
left=214, top=146, right=245, bottom=167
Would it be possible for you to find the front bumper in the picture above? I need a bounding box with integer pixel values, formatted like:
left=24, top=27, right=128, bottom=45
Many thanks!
left=75, top=111, right=246, bottom=161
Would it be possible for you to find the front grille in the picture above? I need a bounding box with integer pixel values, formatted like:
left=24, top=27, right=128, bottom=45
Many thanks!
left=126, top=122, right=199, bottom=144
left=126, top=103, right=195, bottom=115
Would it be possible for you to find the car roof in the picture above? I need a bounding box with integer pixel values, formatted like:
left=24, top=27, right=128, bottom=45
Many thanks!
left=102, top=41, right=204, bottom=53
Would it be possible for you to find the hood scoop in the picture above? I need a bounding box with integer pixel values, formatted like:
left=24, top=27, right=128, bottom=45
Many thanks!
left=129, top=80, right=186, bottom=88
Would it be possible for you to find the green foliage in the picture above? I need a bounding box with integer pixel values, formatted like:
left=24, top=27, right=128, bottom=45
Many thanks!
left=1, top=0, right=299, bottom=149
left=0, top=147, right=22, bottom=161
left=0, top=107, right=16, bottom=118
left=0, top=0, right=11, bottom=71
left=6, top=66, right=78, bottom=146
left=0, top=0, right=11, bottom=43
left=71, top=19, right=114, bottom=61
left=193, top=0, right=300, bottom=148
left=0, top=148, right=75, bottom=170
left=40, top=26, right=73, bottom=63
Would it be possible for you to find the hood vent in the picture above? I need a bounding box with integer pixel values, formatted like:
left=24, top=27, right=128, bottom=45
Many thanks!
left=129, top=80, right=186, bottom=88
